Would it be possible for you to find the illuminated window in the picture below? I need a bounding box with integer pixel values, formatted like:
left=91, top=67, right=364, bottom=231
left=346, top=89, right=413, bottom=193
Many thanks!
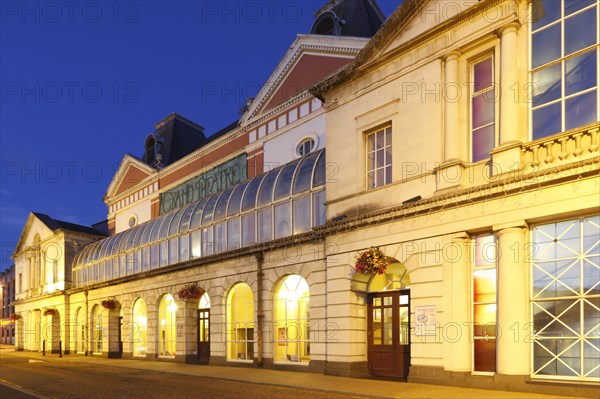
left=158, top=294, right=177, bottom=357
left=471, top=55, right=496, bottom=162
left=531, top=215, right=599, bottom=380
left=91, top=305, right=103, bottom=354
left=530, top=0, right=599, bottom=139
left=273, top=275, right=310, bottom=364
left=472, top=234, right=497, bottom=373
left=133, top=298, right=147, bottom=357
left=226, top=283, right=254, bottom=361
left=366, top=125, right=392, bottom=189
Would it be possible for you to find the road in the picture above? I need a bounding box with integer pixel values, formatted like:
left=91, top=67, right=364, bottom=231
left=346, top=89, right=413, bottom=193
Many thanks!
left=0, top=351, right=370, bottom=399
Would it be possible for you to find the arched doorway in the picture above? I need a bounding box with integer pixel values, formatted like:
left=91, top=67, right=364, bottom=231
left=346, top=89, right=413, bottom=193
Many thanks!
left=226, top=283, right=254, bottom=361
left=132, top=298, right=147, bottom=357
left=158, top=294, right=177, bottom=357
left=366, top=262, right=411, bottom=378
left=74, top=307, right=85, bottom=354
left=273, top=275, right=310, bottom=364
left=197, top=292, right=210, bottom=364
left=90, top=305, right=103, bottom=354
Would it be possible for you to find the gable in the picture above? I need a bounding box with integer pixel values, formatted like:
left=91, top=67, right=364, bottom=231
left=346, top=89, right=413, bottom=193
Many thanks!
left=12, top=213, right=55, bottom=257
left=242, top=35, right=369, bottom=122
left=105, top=155, right=155, bottom=200
left=264, top=54, right=353, bottom=111
left=379, top=0, right=480, bottom=58
left=114, top=164, right=151, bottom=196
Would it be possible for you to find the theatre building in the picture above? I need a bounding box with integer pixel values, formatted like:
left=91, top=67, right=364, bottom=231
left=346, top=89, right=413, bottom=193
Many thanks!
left=11, top=0, right=599, bottom=397
left=310, top=0, right=599, bottom=396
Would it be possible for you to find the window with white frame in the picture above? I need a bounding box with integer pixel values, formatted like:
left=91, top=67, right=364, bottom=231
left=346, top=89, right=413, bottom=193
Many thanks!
left=471, top=55, right=496, bottom=162
left=366, top=125, right=392, bottom=189
left=531, top=0, right=599, bottom=140
left=531, top=215, right=599, bottom=380
left=296, top=138, right=315, bottom=157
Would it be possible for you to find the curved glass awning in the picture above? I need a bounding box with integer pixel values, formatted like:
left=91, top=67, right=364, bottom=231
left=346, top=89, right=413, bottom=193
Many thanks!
left=73, top=150, right=327, bottom=287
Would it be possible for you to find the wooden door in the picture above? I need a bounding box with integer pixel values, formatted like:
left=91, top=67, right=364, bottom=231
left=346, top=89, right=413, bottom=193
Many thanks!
left=367, top=290, right=410, bottom=378
left=197, top=309, right=210, bottom=364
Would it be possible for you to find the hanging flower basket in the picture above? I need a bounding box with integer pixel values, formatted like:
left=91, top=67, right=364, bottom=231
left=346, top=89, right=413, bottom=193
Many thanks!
left=10, top=313, right=21, bottom=322
left=177, top=284, right=202, bottom=300
left=101, top=299, right=118, bottom=310
left=43, top=308, right=57, bottom=316
left=354, top=247, right=390, bottom=276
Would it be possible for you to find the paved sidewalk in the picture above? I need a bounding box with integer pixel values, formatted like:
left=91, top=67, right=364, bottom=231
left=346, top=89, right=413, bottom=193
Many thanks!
left=0, top=345, right=588, bottom=399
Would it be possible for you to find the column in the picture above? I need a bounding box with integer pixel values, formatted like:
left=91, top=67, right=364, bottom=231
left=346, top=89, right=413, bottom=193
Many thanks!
left=495, top=225, right=529, bottom=375
left=443, top=235, right=471, bottom=372
left=443, top=51, right=461, bottom=163
left=492, top=22, right=523, bottom=174
left=499, top=23, right=520, bottom=145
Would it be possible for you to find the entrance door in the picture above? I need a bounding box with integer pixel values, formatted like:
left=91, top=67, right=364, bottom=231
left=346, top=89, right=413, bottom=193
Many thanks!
left=118, top=316, right=123, bottom=356
left=197, top=309, right=210, bottom=364
left=367, top=289, right=410, bottom=378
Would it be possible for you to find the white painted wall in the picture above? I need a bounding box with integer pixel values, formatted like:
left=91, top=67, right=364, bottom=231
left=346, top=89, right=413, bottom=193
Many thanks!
left=115, top=198, right=151, bottom=234
left=262, top=112, right=326, bottom=169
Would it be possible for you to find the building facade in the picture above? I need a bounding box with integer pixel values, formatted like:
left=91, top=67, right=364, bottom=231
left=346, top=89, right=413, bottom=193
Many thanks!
left=0, top=265, right=15, bottom=345
left=12, top=0, right=599, bottom=397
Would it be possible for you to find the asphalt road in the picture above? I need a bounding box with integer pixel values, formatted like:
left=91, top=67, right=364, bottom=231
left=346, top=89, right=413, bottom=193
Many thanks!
left=0, top=352, right=371, bottom=399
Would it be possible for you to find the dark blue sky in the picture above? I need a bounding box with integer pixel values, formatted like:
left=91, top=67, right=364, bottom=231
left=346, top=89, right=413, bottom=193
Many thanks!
left=0, top=0, right=400, bottom=270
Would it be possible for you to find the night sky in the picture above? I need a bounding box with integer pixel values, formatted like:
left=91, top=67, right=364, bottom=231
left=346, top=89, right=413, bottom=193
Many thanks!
left=0, top=1, right=401, bottom=271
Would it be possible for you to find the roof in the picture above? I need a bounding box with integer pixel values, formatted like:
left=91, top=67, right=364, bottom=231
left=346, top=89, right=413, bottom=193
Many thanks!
left=311, top=0, right=386, bottom=38
left=32, top=212, right=107, bottom=237
left=310, top=0, right=428, bottom=99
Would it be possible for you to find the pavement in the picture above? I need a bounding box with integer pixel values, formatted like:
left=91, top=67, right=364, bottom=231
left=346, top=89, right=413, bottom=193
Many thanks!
left=0, top=345, right=590, bottom=399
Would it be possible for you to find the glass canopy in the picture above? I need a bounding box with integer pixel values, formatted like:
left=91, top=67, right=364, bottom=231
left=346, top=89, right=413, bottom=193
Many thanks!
left=73, top=150, right=327, bottom=287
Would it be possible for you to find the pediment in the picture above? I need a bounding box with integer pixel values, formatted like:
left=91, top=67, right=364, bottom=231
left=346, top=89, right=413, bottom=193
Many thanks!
left=105, top=155, right=155, bottom=200
left=12, top=213, right=54, bottom=257
left=241, top=35, right=368, bottom=122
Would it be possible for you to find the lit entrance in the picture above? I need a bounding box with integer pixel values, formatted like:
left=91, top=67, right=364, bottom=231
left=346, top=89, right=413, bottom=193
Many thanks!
left=197, top=293, right=210, bottom=364
left=366, top=262, right=411, bottom=378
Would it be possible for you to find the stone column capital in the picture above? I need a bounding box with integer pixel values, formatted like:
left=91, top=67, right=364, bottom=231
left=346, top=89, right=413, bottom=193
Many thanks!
left=498, top=21, right=521, bottom=37
left=444, top=50, right=461, bottom=63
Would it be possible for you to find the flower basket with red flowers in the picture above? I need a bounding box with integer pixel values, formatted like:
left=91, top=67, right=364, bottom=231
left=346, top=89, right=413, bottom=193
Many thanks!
left=101, top=299, right=118, bottom=310
left=177, top=284, right=202, bottom=300
left=354, top=247, right=390, bottom=275
left=10, top=313, right=21, bottom=322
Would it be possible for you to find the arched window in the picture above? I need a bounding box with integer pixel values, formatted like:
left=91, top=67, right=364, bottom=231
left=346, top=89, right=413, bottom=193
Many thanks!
left=133, top=298, right=147, bottom=356
left=226, top=283, right=254, bottom=361
left=91, top=305, right=103, bottom=354
left=74, top=307, right=85, bottom=353
left=368, top=262, right=411, bottom=292
left=158, top=294, right=177, bottom=357
left=273, top=275, right=310, bottom=364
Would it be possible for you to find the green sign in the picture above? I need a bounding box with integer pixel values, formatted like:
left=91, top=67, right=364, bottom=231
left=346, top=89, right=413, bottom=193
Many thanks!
left=160, top=154, right=247, bottom=214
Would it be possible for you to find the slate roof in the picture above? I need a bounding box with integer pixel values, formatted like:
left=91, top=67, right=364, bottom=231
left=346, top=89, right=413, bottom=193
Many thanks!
left=32, top=212, right=106, bottom=237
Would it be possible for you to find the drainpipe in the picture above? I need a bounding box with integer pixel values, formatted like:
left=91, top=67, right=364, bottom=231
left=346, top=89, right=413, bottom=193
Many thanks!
left=84, top=290, right=89, bottom=356
left=255, top=252, right=264, bottom=367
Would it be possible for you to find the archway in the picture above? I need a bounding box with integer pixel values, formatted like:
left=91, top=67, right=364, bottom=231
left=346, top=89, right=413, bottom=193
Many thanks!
left=197, top=292, right=210, bottom=364
left=273, top=275, right=310, bottom=364
left=107, top=301, right=122, bottom=358
left=226, top=283, right=254, bottom=361
left=158, top=294, right=177, bottom=357
left=90, top=305, right=103, bottom=354
left=366, top=262, right=411, bottom=379
left=132, top=298, right=147, bottom=357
